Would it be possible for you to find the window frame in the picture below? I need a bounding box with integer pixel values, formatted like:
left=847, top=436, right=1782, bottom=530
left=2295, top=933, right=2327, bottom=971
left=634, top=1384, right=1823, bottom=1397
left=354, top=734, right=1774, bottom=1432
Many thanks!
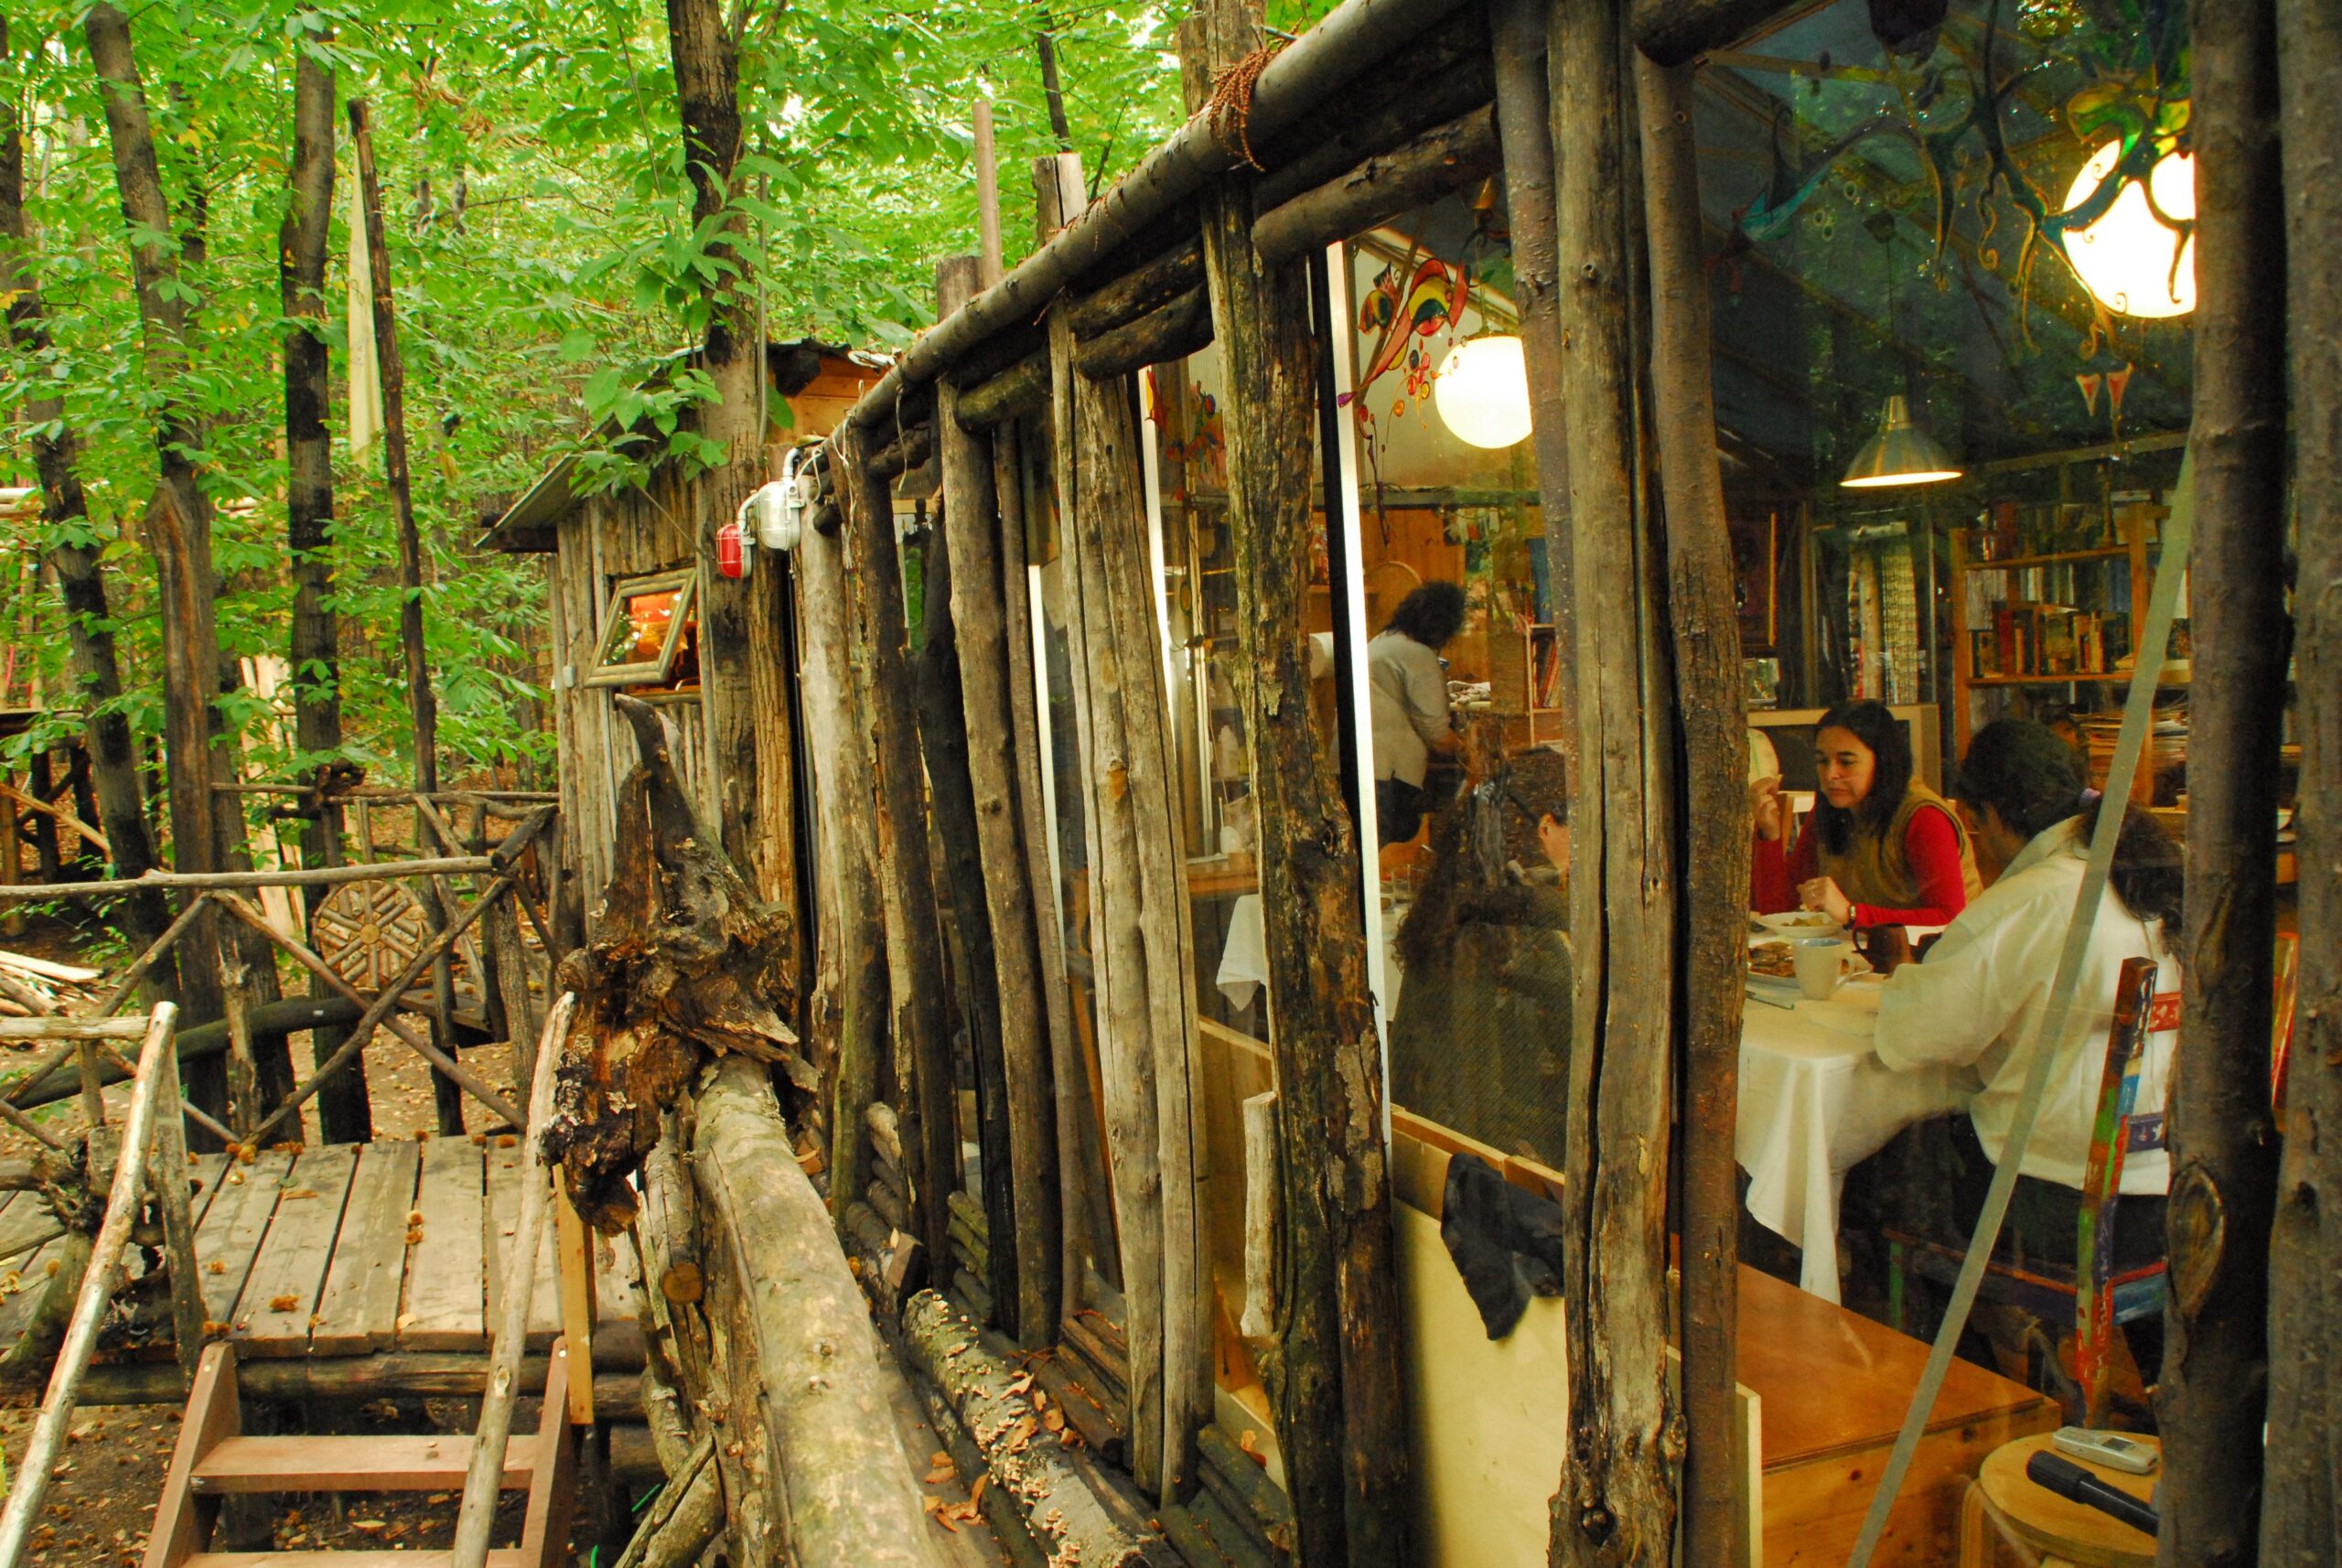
left=586, top=566, right=699, bottom=689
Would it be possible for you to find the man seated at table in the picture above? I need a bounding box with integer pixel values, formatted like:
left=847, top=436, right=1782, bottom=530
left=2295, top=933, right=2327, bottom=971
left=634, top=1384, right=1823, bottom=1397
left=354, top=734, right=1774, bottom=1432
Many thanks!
left=1871, top=719, right=2182, bottom=1375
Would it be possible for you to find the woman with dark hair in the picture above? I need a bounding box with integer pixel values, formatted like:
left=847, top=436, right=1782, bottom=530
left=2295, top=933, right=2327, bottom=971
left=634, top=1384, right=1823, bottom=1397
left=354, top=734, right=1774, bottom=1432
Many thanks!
left=1873, top=719, right=2183, bottom=1342
left=1369, top=581, right=1468, bottom=846
left=1751, top=698, right=1982, bottom=929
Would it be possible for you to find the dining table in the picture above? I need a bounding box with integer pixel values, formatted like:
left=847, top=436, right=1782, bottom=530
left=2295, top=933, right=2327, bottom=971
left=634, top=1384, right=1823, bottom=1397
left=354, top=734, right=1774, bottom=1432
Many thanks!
left=1736, top=961, right=1973, bottom=1304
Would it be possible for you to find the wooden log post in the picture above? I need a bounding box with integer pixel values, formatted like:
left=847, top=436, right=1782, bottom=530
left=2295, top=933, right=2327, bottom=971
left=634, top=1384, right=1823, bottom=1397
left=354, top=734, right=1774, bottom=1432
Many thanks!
left=1041, top=149, right=1215, bottom=1499
left=989, top=419, right=1112, bottom=1327
left=693, top=1056, right=937, bottom=1568
left=2263, top=0, right=2339, bottom=1555
left=939, top=254, right=1063, bottom=1346
left=1186, top=4, right=1408, bottom=1559
left=837, top=424, right=959, bottom=1269
left=794, top=497, right=887, bottom=1217
left=1635, top=47, right=1746, bottom=1568
left=1550, top=1, right=1681, bottom=1563
left=1489, top=0, right=1575, bottom=776
left=2159, top=4, right=2287, bottom=1564
left=909, top=481, right=1020, bottom=1326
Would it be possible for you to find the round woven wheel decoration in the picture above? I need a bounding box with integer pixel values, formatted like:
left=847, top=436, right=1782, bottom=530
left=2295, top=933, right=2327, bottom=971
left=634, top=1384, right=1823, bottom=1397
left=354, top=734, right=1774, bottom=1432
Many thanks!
left=310, top=878, right=430, bottom=993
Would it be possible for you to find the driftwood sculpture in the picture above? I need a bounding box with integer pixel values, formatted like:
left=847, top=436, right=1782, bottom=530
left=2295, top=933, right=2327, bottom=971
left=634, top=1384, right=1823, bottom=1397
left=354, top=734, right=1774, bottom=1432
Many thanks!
left=545, top=695, right=800, bottom=1231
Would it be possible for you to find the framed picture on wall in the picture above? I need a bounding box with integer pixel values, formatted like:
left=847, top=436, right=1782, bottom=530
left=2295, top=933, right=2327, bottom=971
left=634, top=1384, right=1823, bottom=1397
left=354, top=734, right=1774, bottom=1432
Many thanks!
left=1730, top=512, right=1779, bottom=653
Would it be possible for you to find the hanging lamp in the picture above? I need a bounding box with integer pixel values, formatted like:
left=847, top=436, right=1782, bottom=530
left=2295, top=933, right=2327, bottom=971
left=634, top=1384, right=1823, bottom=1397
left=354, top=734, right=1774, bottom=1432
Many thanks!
left=1840, top=395, right=1962, bottom=489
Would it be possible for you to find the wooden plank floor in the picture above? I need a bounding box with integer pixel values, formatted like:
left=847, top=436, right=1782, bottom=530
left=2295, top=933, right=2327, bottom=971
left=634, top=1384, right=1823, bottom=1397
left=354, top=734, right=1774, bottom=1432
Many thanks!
left=38, top=1136, right=638, bottom=1364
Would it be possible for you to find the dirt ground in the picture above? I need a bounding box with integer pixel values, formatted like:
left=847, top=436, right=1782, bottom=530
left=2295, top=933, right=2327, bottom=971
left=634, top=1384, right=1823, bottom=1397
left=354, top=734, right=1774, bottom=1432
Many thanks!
left=0, top=913, right=590, bottom=1566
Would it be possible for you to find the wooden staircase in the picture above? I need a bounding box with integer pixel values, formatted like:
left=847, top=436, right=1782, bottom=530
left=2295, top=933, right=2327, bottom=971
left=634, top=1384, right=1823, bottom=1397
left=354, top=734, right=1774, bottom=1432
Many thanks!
left=143, top=1338, right=576, bottom=1568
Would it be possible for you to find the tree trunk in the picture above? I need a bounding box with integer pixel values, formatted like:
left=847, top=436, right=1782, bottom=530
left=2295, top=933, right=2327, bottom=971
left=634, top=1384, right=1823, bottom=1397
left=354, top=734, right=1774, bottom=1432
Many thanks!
left=1635, top=48, right=1746, bottom=1568
left=663, top=0, right=768, bottom=878
left=0, top=26, right=177, bottom=990
left=1186, top=2, right=1408, bottom=1559
left=2263, top=0, right=2340, bottom=1558
left=83, top=1, right=232, bottom=1137
left=837, top=425, right=960, bottom=1271
left=2165, top=0, right=2287, bottom=1561
left=1549, top=1, right=1680, bottom=1563
left=939, top=256, right=1064, bottom=1348
left=279, top=19, right=366, bottom=1144
left=911, top=503, right=1021, bottom=1327
left=794, top=509, right=887, bottom=1218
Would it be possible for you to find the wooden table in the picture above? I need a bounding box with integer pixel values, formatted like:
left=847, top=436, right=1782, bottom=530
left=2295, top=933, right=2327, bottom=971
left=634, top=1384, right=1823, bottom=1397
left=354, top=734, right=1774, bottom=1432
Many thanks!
left=1738, top=1264, right=2058, bottom=1566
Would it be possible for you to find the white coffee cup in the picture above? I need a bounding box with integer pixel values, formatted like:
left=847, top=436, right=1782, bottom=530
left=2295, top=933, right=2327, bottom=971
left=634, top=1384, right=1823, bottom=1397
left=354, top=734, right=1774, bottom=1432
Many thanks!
left=1793, top=937, right=1853, bottom=1001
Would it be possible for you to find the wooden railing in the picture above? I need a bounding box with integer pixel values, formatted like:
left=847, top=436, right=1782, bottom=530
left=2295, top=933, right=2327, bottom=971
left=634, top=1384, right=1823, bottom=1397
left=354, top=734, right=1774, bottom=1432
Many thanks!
left=0, top=802, right=559, bottom=1147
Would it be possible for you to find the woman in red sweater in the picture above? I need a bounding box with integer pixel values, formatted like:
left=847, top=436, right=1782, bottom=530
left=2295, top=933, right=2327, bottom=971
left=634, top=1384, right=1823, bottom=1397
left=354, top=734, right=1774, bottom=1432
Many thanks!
left=1751, top=700, right=1981, bottom=929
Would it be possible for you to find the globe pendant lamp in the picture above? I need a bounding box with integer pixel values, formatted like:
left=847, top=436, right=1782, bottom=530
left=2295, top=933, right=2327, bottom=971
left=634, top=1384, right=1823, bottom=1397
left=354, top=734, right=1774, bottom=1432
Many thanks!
left=1434, top=334, right=1533, bottom=449
left=2059, top=141, right=2195, bottom=319
left=1840, top=394, right=1962, bottom=489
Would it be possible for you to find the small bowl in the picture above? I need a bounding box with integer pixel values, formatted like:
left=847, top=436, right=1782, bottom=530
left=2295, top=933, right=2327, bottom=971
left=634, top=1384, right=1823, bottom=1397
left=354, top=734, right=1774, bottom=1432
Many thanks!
left=1756, top=910, right=1845, bottom=940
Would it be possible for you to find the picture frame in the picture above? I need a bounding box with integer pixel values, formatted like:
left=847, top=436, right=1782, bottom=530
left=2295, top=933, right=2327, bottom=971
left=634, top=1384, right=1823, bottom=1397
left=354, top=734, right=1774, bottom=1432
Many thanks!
left=1730, top=511, right=1779, bottom=653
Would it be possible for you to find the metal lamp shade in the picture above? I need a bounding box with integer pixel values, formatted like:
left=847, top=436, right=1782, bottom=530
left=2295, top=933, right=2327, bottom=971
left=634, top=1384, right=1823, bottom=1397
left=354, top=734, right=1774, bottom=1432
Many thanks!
left=1840, top=395, right=1962, bottom=489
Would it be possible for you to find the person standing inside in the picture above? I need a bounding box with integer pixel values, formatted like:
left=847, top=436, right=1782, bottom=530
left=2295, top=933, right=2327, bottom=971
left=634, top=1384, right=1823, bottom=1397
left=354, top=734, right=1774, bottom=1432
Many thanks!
left=1369, top=581, right=1467, bottom=846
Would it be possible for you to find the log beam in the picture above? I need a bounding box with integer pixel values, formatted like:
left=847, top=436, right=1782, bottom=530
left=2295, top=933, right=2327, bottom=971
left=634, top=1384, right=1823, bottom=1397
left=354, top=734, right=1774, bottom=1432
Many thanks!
left=1628, top=0, right=1803, bottom=67
left=1251, top=103, right=1500, bottom=264
left=956, top=355, right=1049, bottom=433
left=1075, top=286, right=1213, bottom=381
left=692, top=1058, right=936, bottom=1568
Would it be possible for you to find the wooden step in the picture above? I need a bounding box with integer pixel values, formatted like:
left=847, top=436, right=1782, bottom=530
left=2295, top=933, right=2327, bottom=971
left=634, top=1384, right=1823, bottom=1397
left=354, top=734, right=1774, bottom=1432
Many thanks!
left=190, top=1433, right=542, bottom=1493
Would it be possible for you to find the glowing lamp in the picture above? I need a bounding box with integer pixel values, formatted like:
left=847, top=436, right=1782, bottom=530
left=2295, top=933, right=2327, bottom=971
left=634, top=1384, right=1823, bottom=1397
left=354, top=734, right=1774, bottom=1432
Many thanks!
left=1434, top=335, right=1533, bottom=449
left=2059, top=142, right=2196, bottom=318
left=1840, top=395, right=1962, bottom=489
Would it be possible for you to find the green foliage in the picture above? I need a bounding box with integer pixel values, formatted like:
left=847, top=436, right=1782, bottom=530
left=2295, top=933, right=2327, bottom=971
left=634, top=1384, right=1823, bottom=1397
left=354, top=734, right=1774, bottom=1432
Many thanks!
left=0, top=0, right=1185, bottom=795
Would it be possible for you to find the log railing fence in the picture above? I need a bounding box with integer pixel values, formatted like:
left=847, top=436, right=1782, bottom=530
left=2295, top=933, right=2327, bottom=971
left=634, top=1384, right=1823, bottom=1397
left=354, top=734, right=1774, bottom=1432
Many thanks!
left=0, top=802, right=559, bottom=1150
left=0, top=1006, right=199, bottom=1568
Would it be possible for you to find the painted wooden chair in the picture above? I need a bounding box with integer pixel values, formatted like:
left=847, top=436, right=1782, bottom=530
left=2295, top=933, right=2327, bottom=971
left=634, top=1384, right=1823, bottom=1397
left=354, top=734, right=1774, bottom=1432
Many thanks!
left=1886, top=958, right=2169, bottom=1425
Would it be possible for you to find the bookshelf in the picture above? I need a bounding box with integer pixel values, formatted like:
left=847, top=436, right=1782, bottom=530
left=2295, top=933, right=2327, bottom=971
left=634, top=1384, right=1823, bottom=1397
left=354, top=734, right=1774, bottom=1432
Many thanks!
left=1949, top=503, right=2176, bottom=809
left=1488, top=619, right=1568, bottom=747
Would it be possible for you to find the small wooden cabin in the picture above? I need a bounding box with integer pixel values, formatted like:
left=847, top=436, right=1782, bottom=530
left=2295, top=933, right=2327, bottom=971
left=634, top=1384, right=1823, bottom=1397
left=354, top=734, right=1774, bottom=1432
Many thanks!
left=480, top=340, right=880, bottom=922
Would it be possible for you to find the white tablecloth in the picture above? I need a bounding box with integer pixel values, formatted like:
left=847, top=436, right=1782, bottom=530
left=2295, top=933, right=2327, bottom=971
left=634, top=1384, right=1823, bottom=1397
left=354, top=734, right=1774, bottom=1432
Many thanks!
left=1736, top=978, right=1971, bottom=1303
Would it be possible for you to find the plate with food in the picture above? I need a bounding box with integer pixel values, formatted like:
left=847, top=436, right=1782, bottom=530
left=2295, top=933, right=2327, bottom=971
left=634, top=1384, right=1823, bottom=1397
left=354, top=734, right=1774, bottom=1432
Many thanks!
left=1754, top=910, right=1846, bottom=940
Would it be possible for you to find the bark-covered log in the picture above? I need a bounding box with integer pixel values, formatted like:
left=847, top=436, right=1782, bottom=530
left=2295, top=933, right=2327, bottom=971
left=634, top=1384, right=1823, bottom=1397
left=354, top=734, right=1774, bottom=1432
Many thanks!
left=690, top=1058, right=936, bottom=1567
left=795, top=506, right=887, bottom=1217
left=1076, top=286, right=1214, bottom=381
left=1251, top=103, right=1500, bottom=264
left=1187, top=4, right=1407, bottom=1559
left=836, top=0, right=1475, bottom=435
left=871, top=421, right=937, bottom=482
left=1490, top=0, right=1576, bottom=775
left=940, top=255, right=1062, bottom=1347
left=547, top=698, right=797, bottom=1231
left=2263, top=0, right=2340, bottom=1557
left=2160, top=5, right=2286, bottom=1564
left=838, top=425, right=960, bottom=1268
left=1068, top=242, right=1206, bottom=338
left=1628, top=0, right=1802, bottom=66
left=957, top=355, right=1050, bottom=432
left=903, top=1290, right=1159, bottom=1567
left=1550, top=1, right=1680, bottom=1563
left=910, top=490, right=1020, bottom=1326
left=1636, top=48, right=1746, bottom=1568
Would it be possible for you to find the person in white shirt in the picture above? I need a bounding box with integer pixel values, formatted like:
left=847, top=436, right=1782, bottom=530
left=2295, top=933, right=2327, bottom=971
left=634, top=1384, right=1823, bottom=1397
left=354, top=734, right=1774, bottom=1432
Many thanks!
left=1367, top=582, right=1466, bottom=845
left=1873, top=719, right=2184, bottom=1371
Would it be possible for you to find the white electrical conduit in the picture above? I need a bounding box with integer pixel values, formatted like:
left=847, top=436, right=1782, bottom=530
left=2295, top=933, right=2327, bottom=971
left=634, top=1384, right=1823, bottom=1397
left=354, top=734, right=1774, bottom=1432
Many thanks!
left=1843, top=449, right=2196, bottom=1568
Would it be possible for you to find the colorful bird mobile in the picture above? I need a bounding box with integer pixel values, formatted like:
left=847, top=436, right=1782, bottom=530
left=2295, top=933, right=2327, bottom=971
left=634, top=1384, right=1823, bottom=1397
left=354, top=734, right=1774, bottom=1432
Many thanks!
left=1349, top=252, right=1474, bottom=405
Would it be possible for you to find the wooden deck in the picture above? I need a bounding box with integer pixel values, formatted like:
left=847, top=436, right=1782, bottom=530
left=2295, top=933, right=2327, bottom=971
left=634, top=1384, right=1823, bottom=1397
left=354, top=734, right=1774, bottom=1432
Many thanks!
left=0, top=1137, right=639, bottom=1367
